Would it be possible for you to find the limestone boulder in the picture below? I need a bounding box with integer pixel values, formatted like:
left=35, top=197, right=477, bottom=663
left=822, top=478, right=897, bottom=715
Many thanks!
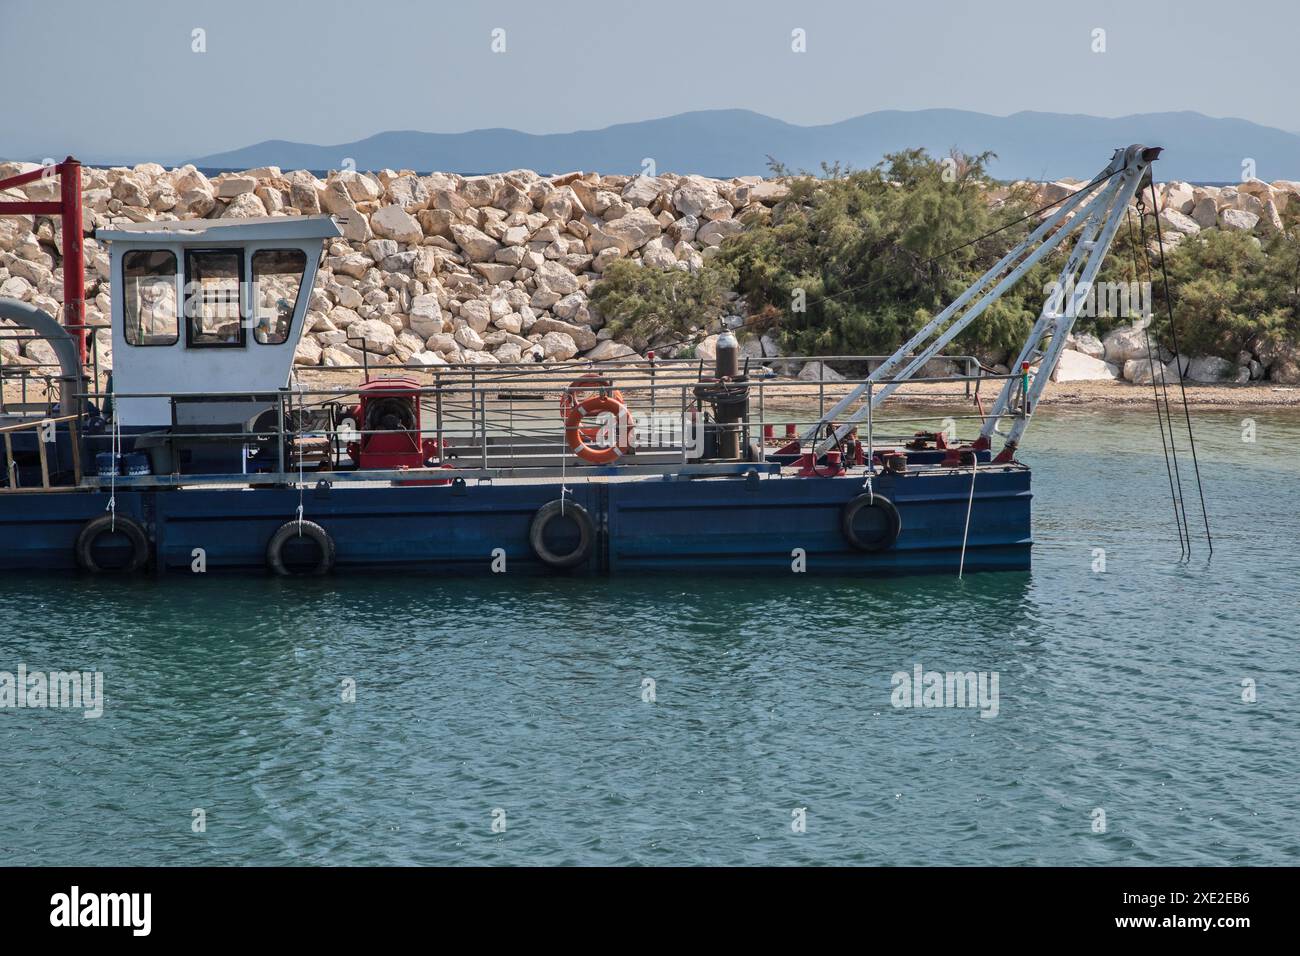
left=1189, top=196, right=1218, bottom=229
left=371, top=205, right=423, bottom=243
left=1160, top=181, right=1195, bottom=214
left=585, top=339, right=638, bottom=361
left=293, top=336, right=323, bottom=366
left=459, top=175, right=502, bottom=208
left=453, top=325, right=485, bottom=351
left=1185, top=355, right=1234, bottom=382
left=23, top=338, right=59, bottom=369
left=640, top=236, right=680, bottom=270
left=1123, top=357, right=1181, bottom=385
left=408, top=293, right=445, bottom=339
left=424, top=332, right=458, bottom=354
left=1219, top=208, right=1259, bottom=232
left=341, top=171, right=382, bottom=203
left=385, top=174, right=430, bottom=212
left=458, top=299, right=492, bottom=333
left=537, top=330, right=578, bottom=360
left=1069, top=332, right=1105, bottom=359
left=735, top=181, right=791, bottom=205
left=535, top=260, right=580, bottom=295
left=221, top=192, right=268, bottom=219
left=531, top=316, right=596, bottom=351
left=451, top=223, right=500, bottom=261
left=217, top=176, right=257, bottom=199
left=672, top=177, right=722, bottom=218
left=322, top=345, right=360, bottom=367
left=622, top=176, right=668, bottom=207
left=328, top=253, right=373, bottom=280
left=1256, top=197, right=1284, bottom=236
left=1052, top=350, right=1120, bottom=382
left=170, top=165, right=212, bottom=196
left=349, top=318, right=398, bottom=354
left=797, top=360, right=844, bottom=382
left=696, top=218, right=744, bottom=247
left=1103, top=324, right=1154, bottom=364
left=110, top=176, right=149, bottom=207
left=587, top=208, right=661, bottom=255
left=1157, top=208, right=1200, bottom=236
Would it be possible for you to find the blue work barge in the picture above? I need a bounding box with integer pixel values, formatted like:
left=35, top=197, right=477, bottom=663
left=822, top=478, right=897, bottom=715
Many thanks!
left=0, top=145, right=1163, bottom=576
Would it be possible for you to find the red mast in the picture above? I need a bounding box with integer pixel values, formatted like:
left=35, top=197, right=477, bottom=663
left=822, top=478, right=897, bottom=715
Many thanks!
left=0, top=156, right=86, bottom=363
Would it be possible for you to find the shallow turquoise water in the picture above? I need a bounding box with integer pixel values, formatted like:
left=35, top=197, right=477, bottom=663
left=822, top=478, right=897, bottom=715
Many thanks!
left=1, top=406, right=1296, bottom=865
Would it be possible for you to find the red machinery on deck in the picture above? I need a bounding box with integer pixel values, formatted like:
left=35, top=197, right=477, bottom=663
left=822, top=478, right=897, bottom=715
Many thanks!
left=345, top=377, right=442, bottom=470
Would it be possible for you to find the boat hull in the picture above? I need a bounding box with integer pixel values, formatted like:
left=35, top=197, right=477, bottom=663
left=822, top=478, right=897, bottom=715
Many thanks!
left=0, top=466, right=1032, bottom=576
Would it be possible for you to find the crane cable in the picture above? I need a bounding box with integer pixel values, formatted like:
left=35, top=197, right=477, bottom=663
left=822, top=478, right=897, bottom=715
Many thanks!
left=1126, top=207, right=1189, bottom=557
left=1146, top=180, right=1213, bottom=555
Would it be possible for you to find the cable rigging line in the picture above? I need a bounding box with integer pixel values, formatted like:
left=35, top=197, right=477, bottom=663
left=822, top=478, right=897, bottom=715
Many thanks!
left=1136, top=205, right=1193, bottom=558
left=1126, top=208, right=1189, bottom=557
left=1145, top=179, right=1213, bottom=555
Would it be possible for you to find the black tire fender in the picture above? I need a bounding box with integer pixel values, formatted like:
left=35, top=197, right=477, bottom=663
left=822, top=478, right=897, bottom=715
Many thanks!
left=528, top=499, right=594, bottom=569
left=841, top=493, right=902, bottom=552
left=267, top=519, right=335, bottom=576
left=75, top=513, right=150, bottom=573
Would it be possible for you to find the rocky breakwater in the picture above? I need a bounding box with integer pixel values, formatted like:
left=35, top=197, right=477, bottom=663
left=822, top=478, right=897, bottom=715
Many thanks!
left=0, top=160, right=787, bottom=373
left=2, top=159, right=1298, bottom=389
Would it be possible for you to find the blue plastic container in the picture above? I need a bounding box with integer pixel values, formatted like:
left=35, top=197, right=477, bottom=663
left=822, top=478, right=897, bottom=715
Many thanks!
left=96, top=453, right=152, bottom=477
left=120, top=453, right=151, bottom=477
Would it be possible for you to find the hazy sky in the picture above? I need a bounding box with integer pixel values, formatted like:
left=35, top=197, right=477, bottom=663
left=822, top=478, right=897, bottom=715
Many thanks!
left=2, top=0, right=1294, bottom=161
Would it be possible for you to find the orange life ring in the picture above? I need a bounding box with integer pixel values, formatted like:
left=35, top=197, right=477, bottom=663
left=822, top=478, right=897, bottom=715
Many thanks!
left=565, top=394, right=634, bottom=465
left=561, top=375, right=625, bottom=443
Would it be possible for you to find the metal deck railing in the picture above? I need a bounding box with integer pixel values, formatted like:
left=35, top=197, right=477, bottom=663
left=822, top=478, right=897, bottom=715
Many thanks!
left=2, top=322, right=1029, bottom=490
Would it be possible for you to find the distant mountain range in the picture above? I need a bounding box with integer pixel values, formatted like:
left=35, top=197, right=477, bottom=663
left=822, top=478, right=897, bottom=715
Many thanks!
left=185, top=109, right=1300, bottom=183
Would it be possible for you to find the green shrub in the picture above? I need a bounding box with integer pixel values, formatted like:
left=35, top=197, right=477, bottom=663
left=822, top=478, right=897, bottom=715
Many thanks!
left=716, top=150, right=1049, bottom=358
left=587, top=149, right=1300, bottom=362
left=588, top=258, right=736, bottom=351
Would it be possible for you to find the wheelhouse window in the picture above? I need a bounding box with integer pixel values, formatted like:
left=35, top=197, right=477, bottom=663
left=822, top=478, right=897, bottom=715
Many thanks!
left=251, top=249, right=307, bottom=345
left=184, top=249, right=244, bottom=347
left=122, top=250, right=178, bottom=346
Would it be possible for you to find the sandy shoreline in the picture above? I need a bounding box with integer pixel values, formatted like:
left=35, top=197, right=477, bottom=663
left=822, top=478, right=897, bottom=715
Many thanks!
left=866, top=378, right=1300, bottom=409
left=5, top=368, right=1299, bottom=411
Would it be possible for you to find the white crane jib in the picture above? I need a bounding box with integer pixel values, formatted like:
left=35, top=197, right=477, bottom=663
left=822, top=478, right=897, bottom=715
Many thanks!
left=807, top=144, right=1161, bottom=459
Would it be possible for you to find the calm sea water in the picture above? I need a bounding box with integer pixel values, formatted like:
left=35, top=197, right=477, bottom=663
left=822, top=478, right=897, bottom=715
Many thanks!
left=1, top=406, right=1296, bottom=866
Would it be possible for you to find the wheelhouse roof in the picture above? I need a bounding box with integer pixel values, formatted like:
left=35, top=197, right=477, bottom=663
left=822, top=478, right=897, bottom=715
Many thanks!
left=96, top=214, right=341, bottom=244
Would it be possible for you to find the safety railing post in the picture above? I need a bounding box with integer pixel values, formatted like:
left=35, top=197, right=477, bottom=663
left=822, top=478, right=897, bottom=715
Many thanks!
left=276, top=391, right=287, bottom=475
left=69, top=419, right=82, bottom=484
left=435, top=368, right=444, bottom=463
left=818, top=361, right=825, bottom=421
left=866, top=382, right=874, bottom=468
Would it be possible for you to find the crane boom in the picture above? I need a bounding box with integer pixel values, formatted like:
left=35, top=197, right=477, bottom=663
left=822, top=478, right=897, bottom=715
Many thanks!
left=807, top=144, right=1161, bottom=458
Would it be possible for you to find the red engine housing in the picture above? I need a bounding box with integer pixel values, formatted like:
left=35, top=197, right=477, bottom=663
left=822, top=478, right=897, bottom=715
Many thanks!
left=346, top=377, right=441, bottom=471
